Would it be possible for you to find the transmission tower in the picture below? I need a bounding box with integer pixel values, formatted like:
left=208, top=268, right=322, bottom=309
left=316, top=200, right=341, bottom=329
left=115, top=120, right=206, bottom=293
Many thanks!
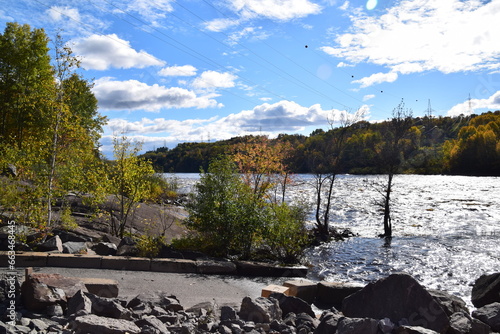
left=425, top=99, right=434, bottom=119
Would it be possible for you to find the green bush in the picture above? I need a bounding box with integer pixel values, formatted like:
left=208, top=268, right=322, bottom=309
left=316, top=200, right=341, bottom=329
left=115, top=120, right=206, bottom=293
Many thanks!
left=180, top=155, right=309, bottom=263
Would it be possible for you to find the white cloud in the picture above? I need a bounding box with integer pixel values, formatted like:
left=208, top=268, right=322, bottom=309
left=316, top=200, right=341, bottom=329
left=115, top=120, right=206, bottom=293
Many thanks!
left=93, top=78, right=222, bottom=111
left=204, top=18, right=241, bottom=32
left=363, top=94, right=375, bottom=101
left=159, top=65, right=198, bottom=77
left=352, top=71, right=398, bottom=88
left=192, top=71, right=238, bottom=90
left=47, top=6, right=80, bottom=22
left=71, top=34, right=165, bottom=70
left=228, top=26, right=269, bottom=45
left=205, top=0, right=321, bottom=31
left=323, top=0, right=500, bottom=77
left=123, top=0, right=174, bottom=26
left=447, top=90, right=500, bottom=117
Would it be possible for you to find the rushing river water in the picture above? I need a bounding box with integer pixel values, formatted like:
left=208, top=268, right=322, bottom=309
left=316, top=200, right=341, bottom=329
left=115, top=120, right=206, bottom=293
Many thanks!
left=171, top=173, right=499, bottom=307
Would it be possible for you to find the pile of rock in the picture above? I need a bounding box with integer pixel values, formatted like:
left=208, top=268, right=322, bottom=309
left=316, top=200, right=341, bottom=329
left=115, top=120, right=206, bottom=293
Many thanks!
left=1, top=272, right=499, bottom=334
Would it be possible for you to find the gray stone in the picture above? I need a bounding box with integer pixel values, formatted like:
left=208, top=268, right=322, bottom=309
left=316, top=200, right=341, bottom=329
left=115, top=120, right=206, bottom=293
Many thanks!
left=116, top=244, right=139, bottom=256
left=314, top=311, right=342, bottom=334
left=239, top=296, right=282, bottom=324
left=472, top=302, right=500, bottom=332
left=21, top=277, right=67, bottom=312
left=428, top=289, right=469, bottom=316
left=46, top=304, right=64, bottom=316
left=67, top=290, right=92, bottom=316
left=269, top=292, right=315, bottom=318
left=93, top=242, right=117, bottom=256
left=62, top=242, right=87, bottom=254
left=127, top=291, right=183, bottom=312
left=135, top=315, right=170, bottom=333
left=470, top=318, right=491, bottom=334
left=394, top=325, right=440, bottom=333
left=29, top=318, right=50, bottom=331
left=220, top=305, right=238, bottom=321
left=472, top=273, right=500, bottom=308
left=38, top=236, right=63, bottom=252
left=70, top=314, right=140, bottom=334
left=342, top=273, right=449, bottom=333
left=336, top=317, right=379, bottom=334
left=448, top=312, right=472, bottom=334
left=87, top=293, right=132, bottom=320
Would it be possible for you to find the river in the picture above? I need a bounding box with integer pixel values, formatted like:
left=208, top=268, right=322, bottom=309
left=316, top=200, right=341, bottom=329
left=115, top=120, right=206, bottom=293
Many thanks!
left=169, top=173, right=500, bottom=307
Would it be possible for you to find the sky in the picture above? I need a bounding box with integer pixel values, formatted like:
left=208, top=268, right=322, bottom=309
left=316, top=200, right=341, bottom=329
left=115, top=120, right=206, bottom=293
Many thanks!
left=1, top=0, right=500, bottom=156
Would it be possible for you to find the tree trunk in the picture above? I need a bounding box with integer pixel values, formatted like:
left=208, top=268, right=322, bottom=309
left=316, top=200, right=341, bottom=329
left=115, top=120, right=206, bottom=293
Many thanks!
left=383, top=173, right=393, bottom=237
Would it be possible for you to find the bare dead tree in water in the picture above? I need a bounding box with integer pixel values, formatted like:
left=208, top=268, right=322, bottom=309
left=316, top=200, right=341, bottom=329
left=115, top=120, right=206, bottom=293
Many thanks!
left=377, top=100, right=413, bottom=238
left=310, top=108, right=365, bottom=241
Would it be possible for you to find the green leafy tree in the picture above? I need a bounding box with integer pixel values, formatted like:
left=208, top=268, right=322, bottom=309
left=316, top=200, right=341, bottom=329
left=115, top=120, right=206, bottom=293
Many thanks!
left=108, top=136, right=156, bottom=237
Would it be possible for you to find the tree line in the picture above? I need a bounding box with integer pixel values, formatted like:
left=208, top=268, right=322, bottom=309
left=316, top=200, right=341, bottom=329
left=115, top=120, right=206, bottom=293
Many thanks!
left=143, top=110, right=500, bottom=177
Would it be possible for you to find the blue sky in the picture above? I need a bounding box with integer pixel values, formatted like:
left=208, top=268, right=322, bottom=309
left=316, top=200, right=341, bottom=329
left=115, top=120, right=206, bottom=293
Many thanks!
left=2, top=0, right=500, bottom=156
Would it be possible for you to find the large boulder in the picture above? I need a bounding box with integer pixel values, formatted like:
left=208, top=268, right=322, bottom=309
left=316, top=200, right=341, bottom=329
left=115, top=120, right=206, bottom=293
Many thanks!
left=336, top=317, right=379, bottom=334
left=37, top=235, right=63, bottom=252
left=239, top=296, right=282, bottom=323
left=127, top=291, right=183, bottom=312
left=70, top=314, right=140, bottom=334
left=315, top=281, right=364, bottom=309
left=269, top=292, right=315, bottom=318
left=62, top=241, right=88, bottom=254
left=93, top=242, right=117, bottom=256
left=341, top=273, right=449, bottom=333
left=472, top=302, right=500, bottom=332
left=21, top=279, right=66, bottom=312
left=471, top=273, right=500, bottom=308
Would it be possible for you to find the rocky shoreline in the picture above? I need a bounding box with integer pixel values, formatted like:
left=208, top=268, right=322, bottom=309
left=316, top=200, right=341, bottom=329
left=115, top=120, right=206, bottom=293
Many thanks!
left=1, top=270, right=499, bottom=334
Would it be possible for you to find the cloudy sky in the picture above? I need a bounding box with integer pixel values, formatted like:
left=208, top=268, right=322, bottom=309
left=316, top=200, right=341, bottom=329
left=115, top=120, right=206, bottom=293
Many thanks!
left=2, top=0, right=500, bottom=156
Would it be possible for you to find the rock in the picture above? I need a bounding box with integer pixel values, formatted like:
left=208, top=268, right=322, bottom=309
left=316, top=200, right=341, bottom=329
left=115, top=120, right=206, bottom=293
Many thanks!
left=46, top=304, right=64, bottom=316
left=2, top=164, right=17, bottom=177
left=62, top=241, right=87, bottom=254
left=20, top=276, right=67, bottom=312
left=314, top=311, right=342, bottom=334
left=341, top=273, right=449, bottom=333
left=269, top=292, right=315, bottom=318
left=53, top=229, right=90, bottom=243
left=24, top=273, right=88, bottom=299
left=315, top=281, right=364, bottom=309
left=471, top=273, right=500, bottom=308
left=93, top=242, right=117, bottom=256
left=67, top=290, right=92, bottom=316
left=220, top=305, right=238, bottom=321
left=336, top=317, right=379, bottom=334
left=470, top=318, right=491, bottom=334
left=448, top=312, right=472, bottom=334
left=102, top=234, right=121, bottom=246
left=135, top=315, right=170, bottom=333
left=127, top=291, right=183, bottom=312
left=472, top=302, right=500, bottom=332
left=428, top=289, right=469, bottom=317
left=394, top=325, right=440, bottom=333
left=239, top=296, right=282, bottom=324
left=86, top=293, right=132, bottom=320
left=37, top=235, right=63, bottom=252
left=70, top=314, right=141, bottom=334
left=196, top=259, right=237, bottom=275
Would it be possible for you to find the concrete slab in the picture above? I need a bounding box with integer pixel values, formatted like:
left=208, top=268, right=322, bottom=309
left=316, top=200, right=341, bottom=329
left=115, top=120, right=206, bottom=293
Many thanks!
left=196, top=260, right=237, bottom=275
left=261, top=284, right=290, bottom=298
left=101, top=256, right=151, bottom=271
left=47, top=253, right=102, bottom=268
left=150, top=258, right=197, bottom=273
left=284, top=279, right=317, bottom=304
left=12, top=252, right=48, bottom=267
left=78, top=277, right=119, bottom=298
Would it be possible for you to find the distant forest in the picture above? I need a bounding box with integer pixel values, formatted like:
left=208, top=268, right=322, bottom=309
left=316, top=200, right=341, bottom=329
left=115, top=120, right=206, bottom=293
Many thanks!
left=142, top=111, right=500, bottom=176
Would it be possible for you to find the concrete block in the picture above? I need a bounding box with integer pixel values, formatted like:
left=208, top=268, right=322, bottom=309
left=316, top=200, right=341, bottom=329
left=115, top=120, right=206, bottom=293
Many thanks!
left=196, top=260, right=237, bottom=275
left=101, top=256, right=151, bottom=271
left=235, top=261, right=308, bottom=277
left=47, top=253, right=102, bottom=268
left=261, top=284, right=290, bottom=298
left=78, top=277, right=119, bottom=298
left=13, top=252, right=48, bottom=267
left=283, top=279, right=317, bottom=304
left=150, top=258, right=197, bottom=273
